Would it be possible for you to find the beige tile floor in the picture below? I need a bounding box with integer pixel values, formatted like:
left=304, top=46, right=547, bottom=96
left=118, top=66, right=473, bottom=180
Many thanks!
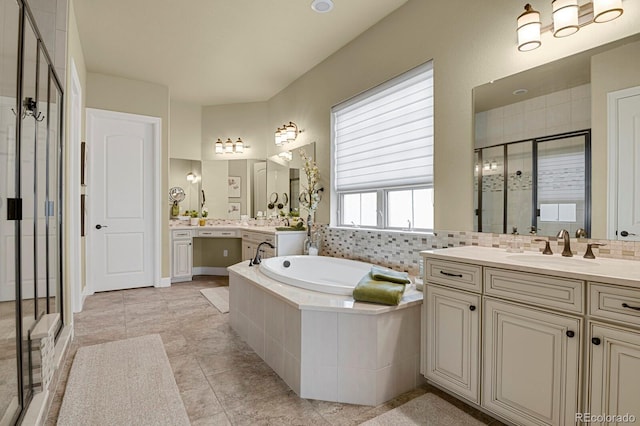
left=45, top=277, right=504, bottom=425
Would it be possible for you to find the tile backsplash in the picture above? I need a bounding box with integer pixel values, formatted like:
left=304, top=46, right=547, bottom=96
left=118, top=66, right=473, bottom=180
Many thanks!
left=319, top=225, right=640, bottom=275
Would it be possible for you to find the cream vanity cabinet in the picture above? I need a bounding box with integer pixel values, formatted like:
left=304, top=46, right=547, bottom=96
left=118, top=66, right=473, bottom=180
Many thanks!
left=424, top=255, right=583, bottom=426
left=241, top=230, right=306, bottom=261
left=171, top=229, right=194, bottom=282
left=587, top=283, right=640, bottom=420
left=425, top=260, right=482, bottom=404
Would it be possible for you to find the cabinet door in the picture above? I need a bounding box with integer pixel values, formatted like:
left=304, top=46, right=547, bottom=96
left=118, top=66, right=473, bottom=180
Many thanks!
left=172, top=239, right=192, bottom=279
left=588, top=323, right=640, bottom=423
left=426, top=285, right=481, bottom=403
left=243, top=242, right=257, bottom=261
left=483, top=299, right=581, bottom=426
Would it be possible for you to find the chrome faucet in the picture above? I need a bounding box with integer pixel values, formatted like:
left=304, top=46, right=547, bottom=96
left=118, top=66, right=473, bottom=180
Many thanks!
left=556, top=229, right=573, bottom=257
left=249, top=241, right=275, bottom=266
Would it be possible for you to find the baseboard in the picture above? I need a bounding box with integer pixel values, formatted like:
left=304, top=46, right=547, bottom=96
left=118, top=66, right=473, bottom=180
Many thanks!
left=192, top=266, right=229, bottom=276
left=157, top=277, right=171, bottom=288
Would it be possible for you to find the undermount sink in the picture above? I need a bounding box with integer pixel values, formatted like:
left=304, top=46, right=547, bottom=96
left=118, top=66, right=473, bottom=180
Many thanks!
left=506, top=254, right=599, bottom=267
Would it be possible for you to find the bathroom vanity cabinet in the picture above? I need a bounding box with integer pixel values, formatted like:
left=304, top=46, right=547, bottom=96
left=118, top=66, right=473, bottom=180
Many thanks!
left=170, top=226, right=306, bottom=282
left=422, top=247, right=640, bottom=426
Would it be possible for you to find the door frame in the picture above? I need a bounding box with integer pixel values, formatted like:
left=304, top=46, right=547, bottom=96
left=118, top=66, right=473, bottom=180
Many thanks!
left=84, top=108, right=161, bottom=295
left=607, top=85, right=640, bottom=240
left=68, top=58, right=83, bottom=313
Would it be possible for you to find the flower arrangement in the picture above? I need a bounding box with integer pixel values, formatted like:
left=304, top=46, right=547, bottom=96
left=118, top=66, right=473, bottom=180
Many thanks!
left=189, top=210, right=199, bottom=218
left=201, top=207, right=209, bottom=218
left=299, top=149, right=322, bottom=215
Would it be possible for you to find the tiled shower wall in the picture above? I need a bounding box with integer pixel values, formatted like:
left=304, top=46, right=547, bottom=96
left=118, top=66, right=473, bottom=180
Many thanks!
left=319, top=225, right=640, bottom=275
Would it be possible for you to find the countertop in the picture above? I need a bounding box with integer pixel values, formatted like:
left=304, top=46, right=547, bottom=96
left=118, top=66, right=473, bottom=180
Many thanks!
left=421, top=246, right=640, bottom=289
left=169, top=223, right=306, bottom=235
left=228, top=261, right=423, bottom=314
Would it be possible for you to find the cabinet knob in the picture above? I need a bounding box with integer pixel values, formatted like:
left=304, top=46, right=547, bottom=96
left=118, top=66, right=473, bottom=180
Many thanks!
left=592, top=337, right=601, bottom=345
left=469, top=305, right=476, bottom=311
left=566, top=330, right=575, bottom=338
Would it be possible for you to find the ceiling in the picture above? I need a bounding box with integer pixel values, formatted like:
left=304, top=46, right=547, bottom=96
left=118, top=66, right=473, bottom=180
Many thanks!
left=74, top=0, right=409, bottom=106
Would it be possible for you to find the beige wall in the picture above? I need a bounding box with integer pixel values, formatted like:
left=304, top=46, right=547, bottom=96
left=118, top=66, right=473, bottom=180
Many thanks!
left=201, top=102, right=269, bottom=161
left=591, top=40, right=640, bottom=237
left=193, top=238, right=242, bottom=268
left=264, top=0, right=640, bottom=227
left=63, top=0, right=86, bottom=322
left=86, top=72, right=171, bottom=277
left=170, top=100, right=202, bottom=160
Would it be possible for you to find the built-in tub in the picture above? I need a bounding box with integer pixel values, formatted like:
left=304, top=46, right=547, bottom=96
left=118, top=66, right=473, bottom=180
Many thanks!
left=259, top=255, right=372, bottom=295
left=228, top=257, right=424, bottom=406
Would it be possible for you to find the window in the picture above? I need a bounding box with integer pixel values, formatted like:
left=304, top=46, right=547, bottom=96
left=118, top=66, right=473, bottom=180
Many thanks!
left=332, top=61, right=434, bottom=231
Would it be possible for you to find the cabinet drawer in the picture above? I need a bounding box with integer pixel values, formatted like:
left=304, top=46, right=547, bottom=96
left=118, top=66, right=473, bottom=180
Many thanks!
left=172, top=229, right=193, bottom=239
left=426, top=259, right=482, bottom=292
left=589, top=283, right=640, bottom=326
left=485, top=268, right=584, bottom=313
left=197, top=229, right=239, bottom=238
left=242, top=231, right=275, bottom=245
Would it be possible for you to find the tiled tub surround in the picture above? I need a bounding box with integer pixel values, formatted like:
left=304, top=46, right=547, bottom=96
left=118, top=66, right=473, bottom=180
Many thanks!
left=228, top=261, right=424, bottom=406
left=320, top=225, right=640, bottom=276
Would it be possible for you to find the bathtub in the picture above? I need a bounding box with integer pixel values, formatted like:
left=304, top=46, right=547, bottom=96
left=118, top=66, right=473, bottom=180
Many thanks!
left=228, top=257, right=424, bottom=406
left=259, top=255, right=372, bottom=295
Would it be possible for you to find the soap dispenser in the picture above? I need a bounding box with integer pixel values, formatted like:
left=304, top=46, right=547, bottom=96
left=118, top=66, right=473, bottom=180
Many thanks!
left=507, top=226, right=524, bottom=253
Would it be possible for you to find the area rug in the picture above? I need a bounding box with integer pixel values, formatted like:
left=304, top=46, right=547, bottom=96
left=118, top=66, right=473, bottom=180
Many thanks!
left=360, top=393, right=486, bottom=425
left=57, top=334, right=189, bottom=426
left=200, top=287, right=229, bottom=313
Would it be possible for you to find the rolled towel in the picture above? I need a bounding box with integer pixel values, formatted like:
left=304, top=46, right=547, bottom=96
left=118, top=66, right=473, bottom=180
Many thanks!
left=370, top=266, right=411, bottom=284
left=352, top=273, right=406, bottom=306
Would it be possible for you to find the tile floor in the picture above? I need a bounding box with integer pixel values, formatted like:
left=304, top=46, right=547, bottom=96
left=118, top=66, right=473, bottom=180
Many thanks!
left=45, top=276, right=504, bottom=425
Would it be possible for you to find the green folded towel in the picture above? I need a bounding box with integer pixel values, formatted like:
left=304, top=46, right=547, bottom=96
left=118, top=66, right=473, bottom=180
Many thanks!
left=352, top=273, right=406, bottom=306
left=370, top=266, right=411, bottom=284
left=275, top=226, right=305, bottom=231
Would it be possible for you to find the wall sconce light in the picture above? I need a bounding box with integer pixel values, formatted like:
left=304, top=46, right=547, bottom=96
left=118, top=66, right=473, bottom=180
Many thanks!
left=215, top=137, right=246, bottom=154
left=274, top=121, right=302, bottom=145
left=517, top=0, right=624, bottom=51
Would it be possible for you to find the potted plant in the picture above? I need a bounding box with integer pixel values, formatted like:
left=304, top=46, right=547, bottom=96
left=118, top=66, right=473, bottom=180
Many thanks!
left=199, top=208, right=208, bottom=226
left=189, top=210, right=199, bottom=226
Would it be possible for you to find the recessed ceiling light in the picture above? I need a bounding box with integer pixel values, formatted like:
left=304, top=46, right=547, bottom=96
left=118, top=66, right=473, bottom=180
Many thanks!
left=512, top=88, right=528, bottom=96
left=311, top=0, right=334, bottom=13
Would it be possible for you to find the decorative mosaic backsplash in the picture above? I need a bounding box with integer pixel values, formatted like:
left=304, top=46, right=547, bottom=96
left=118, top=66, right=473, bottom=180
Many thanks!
left=319, top=225, right=640, bottom=275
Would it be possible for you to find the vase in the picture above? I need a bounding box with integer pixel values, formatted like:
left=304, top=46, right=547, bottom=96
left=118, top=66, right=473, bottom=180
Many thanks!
left=303, top=214, right=321, bottom=255
left=190, top=218, right=199, bottom=226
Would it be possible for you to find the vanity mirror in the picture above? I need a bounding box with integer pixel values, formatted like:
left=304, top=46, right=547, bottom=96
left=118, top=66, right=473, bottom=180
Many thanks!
left=473, top=33, right=640, bottom=240
left=169, top=158, right=202, bottom=214
left=266, top=142, right=316, bottom=217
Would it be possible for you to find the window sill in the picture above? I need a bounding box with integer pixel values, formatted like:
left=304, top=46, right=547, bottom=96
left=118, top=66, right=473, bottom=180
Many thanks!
left=328, top=226, right=435, bottom=237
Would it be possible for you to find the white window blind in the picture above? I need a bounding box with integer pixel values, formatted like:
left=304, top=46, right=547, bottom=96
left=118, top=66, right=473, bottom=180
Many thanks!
left=332, top=61, right=433, bottom=192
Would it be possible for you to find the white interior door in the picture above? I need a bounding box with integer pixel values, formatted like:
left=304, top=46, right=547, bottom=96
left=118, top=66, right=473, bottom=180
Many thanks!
left=610, top=87, right=640, bottom=241
left=87, top=109, right=159, bottom=292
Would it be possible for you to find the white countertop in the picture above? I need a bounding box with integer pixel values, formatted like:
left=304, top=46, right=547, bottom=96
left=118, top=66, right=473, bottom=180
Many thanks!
left=169, top=224, right=306, bottom=235
left=421, top=246, right=640, bottom=289
left=228, top=260, right=423, bottom=314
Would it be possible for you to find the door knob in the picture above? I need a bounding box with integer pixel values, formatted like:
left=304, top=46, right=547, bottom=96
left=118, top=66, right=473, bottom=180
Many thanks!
left=592, top=337, right=601, bottom=345
left=95, top=224, right=108, bottom=230
left=620, top=231, right=636, bottom=237
left=566, top=330, right=575, bottom=338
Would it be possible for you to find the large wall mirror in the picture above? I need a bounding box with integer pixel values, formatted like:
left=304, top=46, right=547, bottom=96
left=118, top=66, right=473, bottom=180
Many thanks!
left=169, top=158, right=202, bottom=213
left=473, top=33, right=640, bottom=239
left=266, top=142, right=315, bottom=217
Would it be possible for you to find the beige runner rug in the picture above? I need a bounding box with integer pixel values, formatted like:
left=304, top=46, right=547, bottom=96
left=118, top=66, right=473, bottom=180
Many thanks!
left=57, top=334, right=189, bottom=426
left=360, top=393, right=486, bottom=425
left=200, top=286, right=229, bottom=313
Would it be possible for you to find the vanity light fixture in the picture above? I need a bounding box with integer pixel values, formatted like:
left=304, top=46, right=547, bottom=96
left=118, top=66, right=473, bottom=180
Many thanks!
left=552, top=0, right=579, bottom=37
left=517, top=0, right=624, bottom=51
left=593, top=0, right=623, bottom=22
left=215, top=137, right=246, bottom=154
left=215, top=138, right=224, bottom=154
left=186, top=172, right=199, bottom=183
left=274, top=121, right=302, bottom=146
left=278, top=151, right=293, bottom=161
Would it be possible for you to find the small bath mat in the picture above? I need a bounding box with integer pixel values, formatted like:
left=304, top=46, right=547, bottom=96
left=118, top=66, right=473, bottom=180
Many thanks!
left=200, top=286, right=229, bottom=313
left=57, top=334, right=189, bottom=426
left=360, top=392, right=486, bottom=425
